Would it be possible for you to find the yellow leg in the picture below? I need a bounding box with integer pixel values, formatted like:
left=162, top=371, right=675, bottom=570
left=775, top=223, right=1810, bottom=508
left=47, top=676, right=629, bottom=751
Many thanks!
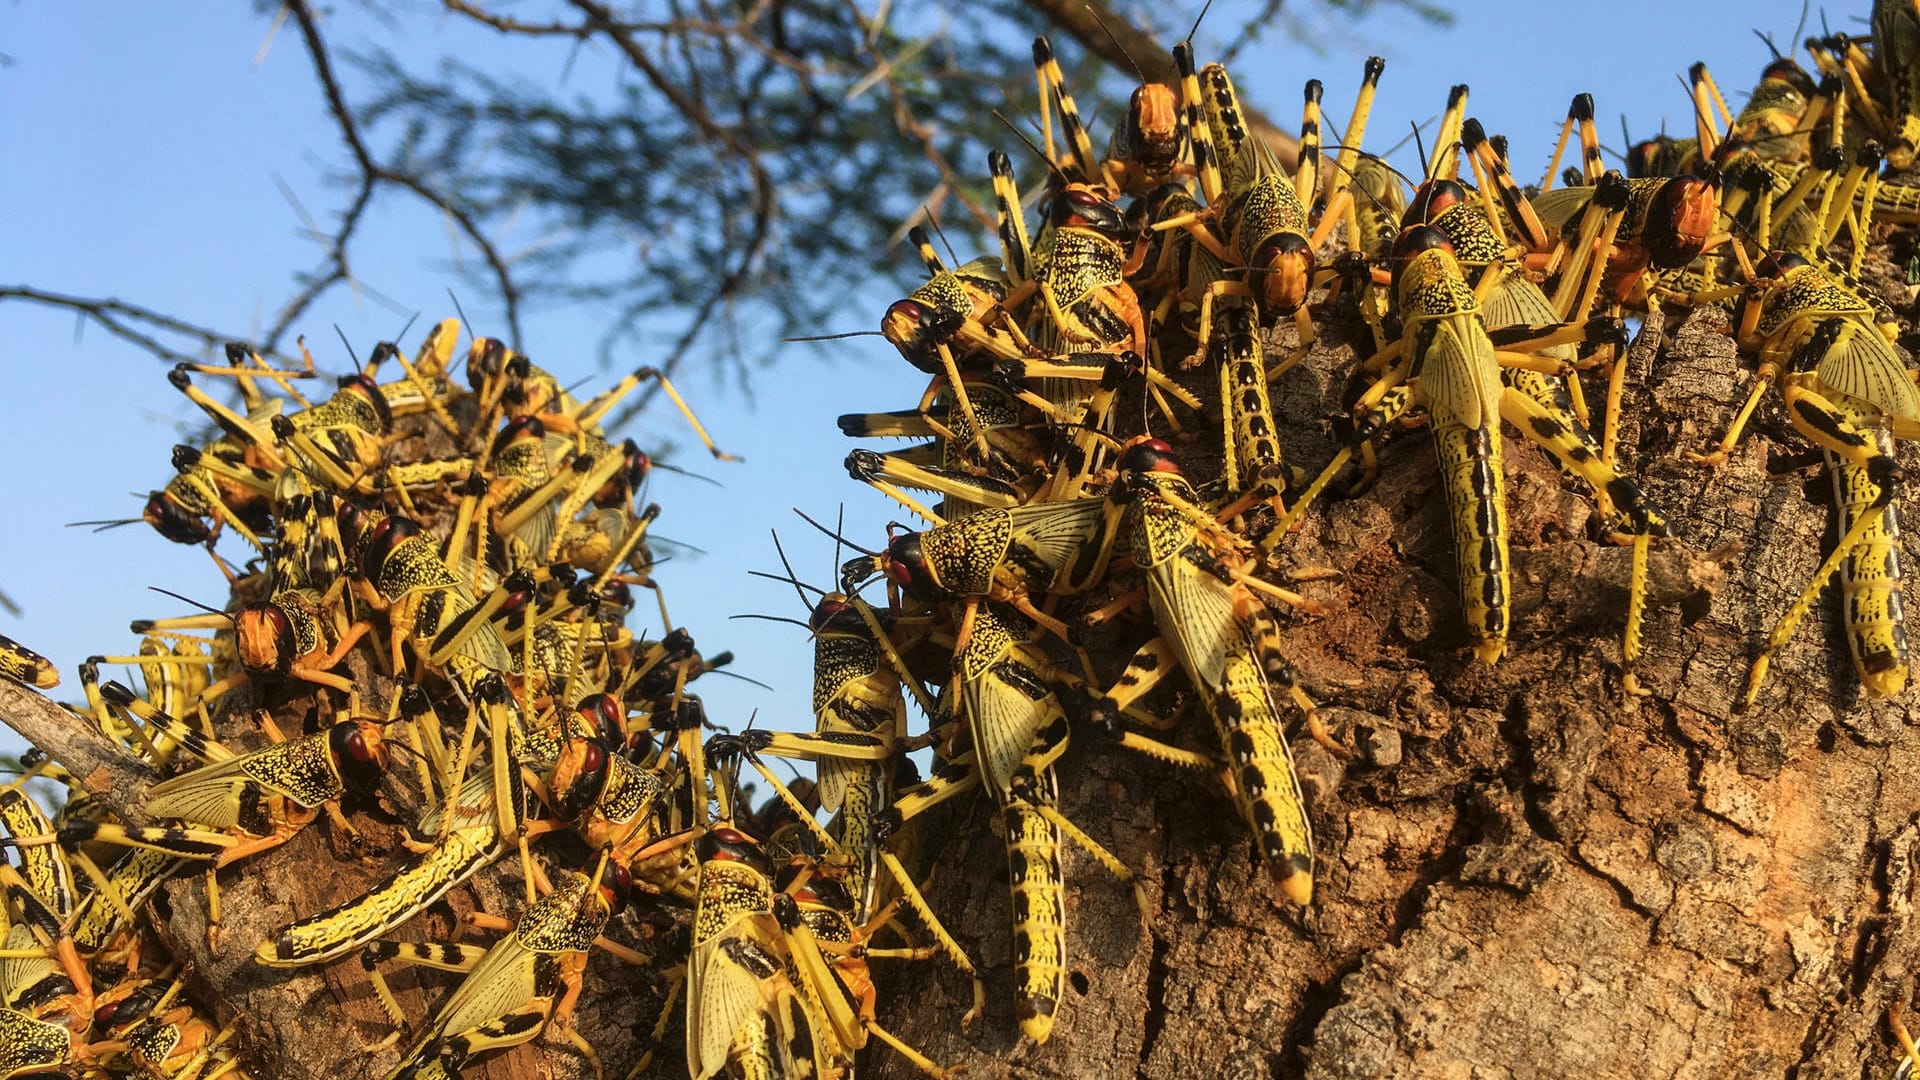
left=1743, top=502, right=1891, bottom=710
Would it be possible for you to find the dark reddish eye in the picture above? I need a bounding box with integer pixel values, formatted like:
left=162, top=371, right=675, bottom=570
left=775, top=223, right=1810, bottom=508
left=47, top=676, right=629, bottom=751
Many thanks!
left=501, top=416, right=545, bottom=441
left=604, top=862, right=632, bottom=912
left=1405, top=179, right=1465, bottom=226
left=348, top=730, right=373, bottom=763
left=885, top=560, right=912, bottom=587
left=1142, top=438, right=1175, bottom=454
left=622, top=442, right=649, bottom=491
left=1068, top=188, right=1099, bottom=206
left=886, top=299, right=925, bottom=325
left=1392, top=224, right=1453, bottom=260
left=810, top=598, right=848, bottom=632
left=1762, top=58, right=1815, bottom=97
left=580, top=694, right=625, bottom=742
left=144, top=491, right=213, bottom=544
left=1252, top=233, right=1309, bottom=269
left=1760, top=251, right=1809, bottom=276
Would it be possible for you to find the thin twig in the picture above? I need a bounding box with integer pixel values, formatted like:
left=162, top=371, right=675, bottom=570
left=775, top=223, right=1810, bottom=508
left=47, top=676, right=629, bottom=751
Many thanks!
left=0, top=286, right=282, bottom=366
left=267, top=0, right=523, bottom=351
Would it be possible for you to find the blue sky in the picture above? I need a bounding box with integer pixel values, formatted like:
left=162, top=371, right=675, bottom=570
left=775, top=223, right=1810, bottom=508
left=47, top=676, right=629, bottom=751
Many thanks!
left=0, top=1, right=1815, bottom=744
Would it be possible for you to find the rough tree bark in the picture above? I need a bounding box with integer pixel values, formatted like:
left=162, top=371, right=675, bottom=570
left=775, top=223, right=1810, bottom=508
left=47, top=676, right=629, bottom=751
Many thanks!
left=860, top=274, right=1920, bottom=1078
left=10, top=262, right=1920, bottom=1078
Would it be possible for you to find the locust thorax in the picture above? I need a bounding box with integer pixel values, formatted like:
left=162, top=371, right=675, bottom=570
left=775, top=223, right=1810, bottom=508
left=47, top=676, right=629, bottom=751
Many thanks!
left=334, top=373, right=393, bottom=431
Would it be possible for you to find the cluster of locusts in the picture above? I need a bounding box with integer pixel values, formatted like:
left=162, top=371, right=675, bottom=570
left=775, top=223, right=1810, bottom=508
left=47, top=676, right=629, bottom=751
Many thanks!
left=11, top=1, right=1920, bottom=1076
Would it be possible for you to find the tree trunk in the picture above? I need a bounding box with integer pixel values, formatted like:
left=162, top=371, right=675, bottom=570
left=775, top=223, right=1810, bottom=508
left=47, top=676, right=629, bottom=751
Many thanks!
left=864, top=288, right=1920, bottom=1078
left=11, top=272, right=1920, bottom=1079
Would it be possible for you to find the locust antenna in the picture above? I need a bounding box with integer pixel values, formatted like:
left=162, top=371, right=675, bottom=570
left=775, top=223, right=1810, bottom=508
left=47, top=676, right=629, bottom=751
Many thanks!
left=768, top=530, right=813, bottom=610
left=447, top=289, right=477, bottom=345
left=147, top=587, right=230, bottom=619
left=831, top=505, right=846, bottom=585
left=993, top=109, right=1075, bottom=185
left=1086, top=4, right=1146, bottom=84
left=784, top=331, right=885, bottom=342
left=1183, top=0, right=1216, bottom=46
left=650, top=461, right=721, bottom=487
left=730, top=613, right=813, bottom=630
left=333, top=325, right=363, bottom=373
left=389, top=311, right=422, bottom=351
left=926, top=211, right=962, bottom=266
left=704, top=668, right=776, bottom=693
left=1410, top=121, right=1429, bottom=177
left=747, top=570, right=828, bottom=598
left=792, top=507, right=879, bottom=558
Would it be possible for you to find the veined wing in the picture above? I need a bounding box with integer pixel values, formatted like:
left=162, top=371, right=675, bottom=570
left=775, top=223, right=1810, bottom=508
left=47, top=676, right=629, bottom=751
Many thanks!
left=1144, top=551, right=1241, bottom=695
left=1418, top=312, right=1504, bottom=431
left=1816, top=321, right=1920, bottom=420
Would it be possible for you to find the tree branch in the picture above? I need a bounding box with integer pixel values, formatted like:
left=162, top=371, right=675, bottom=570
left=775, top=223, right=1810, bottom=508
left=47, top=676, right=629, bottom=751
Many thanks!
left=265, top=0, right=523, bottom=351
left=0, top=682, right=157, bottom=829
left=0, top=286, right=287, bottom=367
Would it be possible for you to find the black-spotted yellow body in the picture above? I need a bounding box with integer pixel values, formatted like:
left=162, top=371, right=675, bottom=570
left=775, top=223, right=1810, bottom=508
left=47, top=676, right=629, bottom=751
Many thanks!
left=0, top=1007, right=70, bottom=1077
left=1876, top=0, right=1920, bottom=167
left=1742, top=258, right=1920, bottom=697
left=1393, top=235, right=1510, bottom=663
left=688, top=828, right=824, bottom=1080
left=1114, top=443, right=1316, bottom=903
left=384, top=868, right=616, bottom=1080
left=951, top=601, right=1077, bottom=1041
left=0, top=635, right=57, bottom=690
left=260, top=769, right=509, bottom=967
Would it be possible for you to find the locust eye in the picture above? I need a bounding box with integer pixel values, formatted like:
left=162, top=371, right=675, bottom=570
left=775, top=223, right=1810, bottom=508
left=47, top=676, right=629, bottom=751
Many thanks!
left=1405, top=179, right=1466, bottom=226
left=1119, top=437, right=1180, bottom=474
left=237, top=603, right=295, bottom=674
left=625, top=442, right=650, bottom=476
left=601, top=862, right=633, bottom=913
left=809, top=598, right=850, bottom=633
left=332, top=721, right=386, bottom=770
left=1762, top=58, right=1816, bottom=98
left=886, top=299, right=925, bottom=326
left=1759, top=251, right=1809, bottom=276
left=578, top=694, right=626, bottom=743
left=498, top=416, right=546, bottom=444
left=1067, top=188, right=1101, bottom=206
left=1252, top=232, right=1310, bottom=270
left=556, top=738, right=611, bottom=820
left=699, top=826, right=766, bottom=867
left=144, top=491, right=213, bottom=544
left=1392, top=224, right=1453, bottom=260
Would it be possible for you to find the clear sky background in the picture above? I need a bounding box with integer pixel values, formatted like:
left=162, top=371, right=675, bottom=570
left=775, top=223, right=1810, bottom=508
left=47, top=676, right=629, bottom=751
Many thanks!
left=0, top=1, right=1819, bottom=746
